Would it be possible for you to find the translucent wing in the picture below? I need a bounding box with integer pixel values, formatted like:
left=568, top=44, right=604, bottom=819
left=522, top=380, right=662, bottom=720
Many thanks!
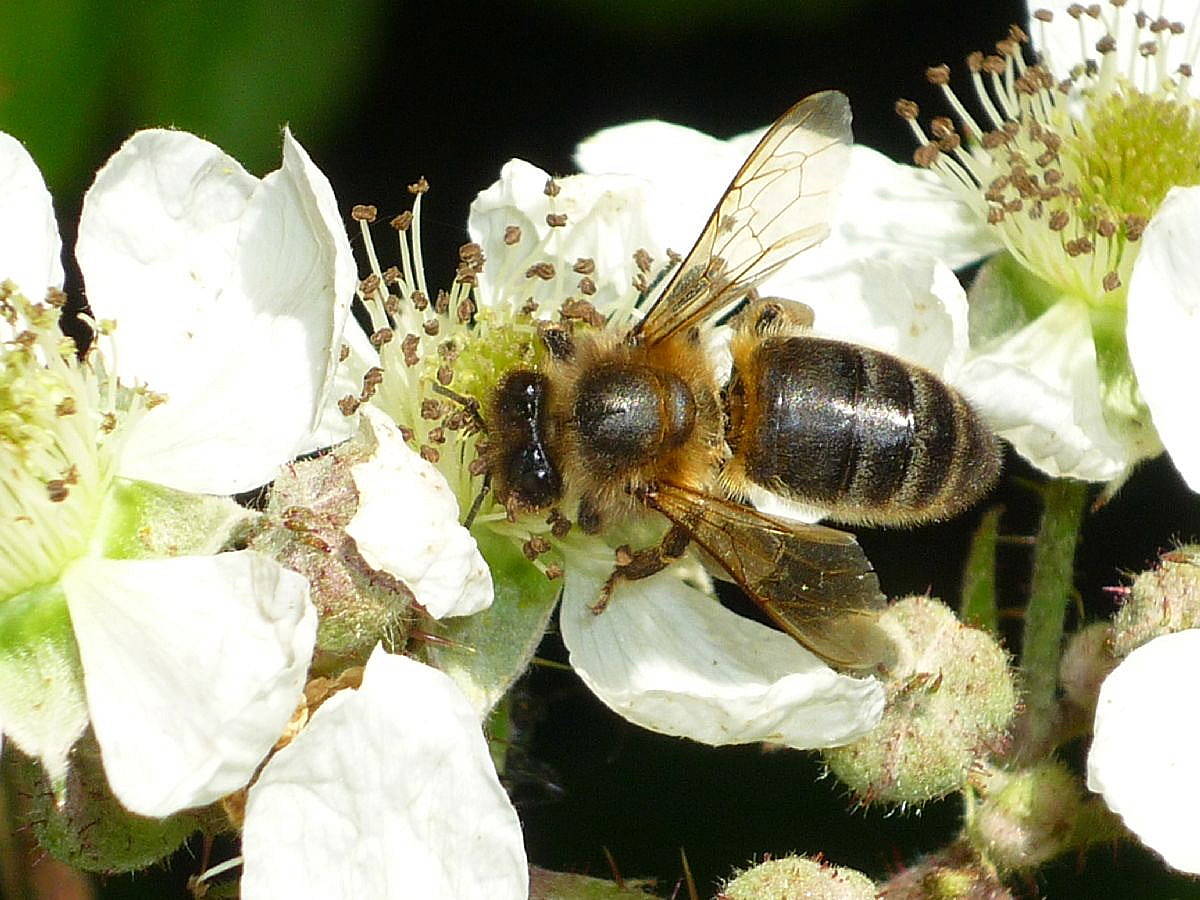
left=631, top=90, right=852, bottom=345
left=645, top=482, right=894, bottom=671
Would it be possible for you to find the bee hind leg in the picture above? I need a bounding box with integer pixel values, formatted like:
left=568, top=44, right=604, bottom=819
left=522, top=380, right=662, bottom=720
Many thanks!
left=592, top=524, right=691, bottom=614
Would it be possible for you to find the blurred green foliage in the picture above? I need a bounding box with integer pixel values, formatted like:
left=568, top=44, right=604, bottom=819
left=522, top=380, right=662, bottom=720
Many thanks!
left=0, top=0, right=387, bottom=194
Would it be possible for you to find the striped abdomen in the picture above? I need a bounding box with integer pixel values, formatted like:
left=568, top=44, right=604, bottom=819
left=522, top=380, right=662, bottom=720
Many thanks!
left=724, top=336, right=1001, bottom=526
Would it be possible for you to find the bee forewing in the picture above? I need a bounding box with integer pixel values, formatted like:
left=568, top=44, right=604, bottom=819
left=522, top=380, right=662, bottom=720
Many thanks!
left=646, top=482, right=894, bottom=672
left=633, top=90, right=853, bottom=345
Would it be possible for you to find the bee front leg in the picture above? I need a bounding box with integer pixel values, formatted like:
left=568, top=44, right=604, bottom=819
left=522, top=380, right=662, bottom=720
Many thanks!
left=592, top=524, right=691, bottom=614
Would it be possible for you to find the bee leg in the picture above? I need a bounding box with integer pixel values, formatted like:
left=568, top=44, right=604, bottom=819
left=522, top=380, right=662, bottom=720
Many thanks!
left=736, top=297, right=814, bottom=339
left=592, top=524, right=691, bottom=614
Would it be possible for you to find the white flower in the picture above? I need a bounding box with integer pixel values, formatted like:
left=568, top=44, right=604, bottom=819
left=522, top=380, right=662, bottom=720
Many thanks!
left=1087, top=629, right=1200, bottom=873
left=0, top=126, right=356, bottom=816
left=240, top=647, right=527, bottom=900
left=879, top=0, right=1200, bottom=488
left=346, top=158, right=885, bottom=749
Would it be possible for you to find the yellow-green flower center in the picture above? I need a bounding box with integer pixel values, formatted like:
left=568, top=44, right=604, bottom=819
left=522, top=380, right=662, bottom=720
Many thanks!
left=0, top=281, right=161, bottom=599
left=900, top=15, right=1200, bottom=313
left=0, top=285, right=113, bottom=596
left=1067, top=88, right=1200, bottom=226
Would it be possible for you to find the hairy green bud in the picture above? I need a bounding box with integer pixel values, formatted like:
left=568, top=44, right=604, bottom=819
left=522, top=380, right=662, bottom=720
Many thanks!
left=823, top=597, right=1016, bottom=806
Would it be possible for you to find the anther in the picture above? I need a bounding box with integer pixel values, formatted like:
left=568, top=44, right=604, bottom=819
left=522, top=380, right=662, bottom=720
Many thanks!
left=351, top=204, right=377, bottom=223
left=543, top=178, right=561, bottom=197
left=913, top=144, right=941, bottom=167
left=370, top=327, right=394, bottom=348
left=408, top=177, right=430, bottom=195
left=504, top=225, right=522, bottom=245
left=391, top=211, right=413, bottom=231
left=546, top=213, right=568, bottom=227
left=926, top=64, right=951, bottom=85
left=573, top=257, right=596, bottom=274
left=525, top=262, right=556, bottom=280
left=402, top=334, right=420, bottom=366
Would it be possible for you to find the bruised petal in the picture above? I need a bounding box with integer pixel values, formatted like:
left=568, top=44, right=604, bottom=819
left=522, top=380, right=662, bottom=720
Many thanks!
left=346, top=406, right=492, bottom=619
left=62, top=552, right=315, bottom=817
left=241, top=648, right=527, bottom=899
left=1087, top=630, right=1200, bottom=874
left=559, top=557, right=884, bottom=749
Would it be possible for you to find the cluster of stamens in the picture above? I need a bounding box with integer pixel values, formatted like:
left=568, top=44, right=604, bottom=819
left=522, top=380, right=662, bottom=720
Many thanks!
left=897, top=3, right=1200, bottom=304
left=0, top=283, right=149, bottom=596
left=347, top=176, right=634, bottom=581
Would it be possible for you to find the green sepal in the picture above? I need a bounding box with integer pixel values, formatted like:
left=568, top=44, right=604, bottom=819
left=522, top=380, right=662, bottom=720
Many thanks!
left=10, top=733, right=200, bottom=874
left=426, top=526, right=559, bottom=715
left=97, top=478, right=258, bottom=561
left=0, top=581, right=86, bottom=798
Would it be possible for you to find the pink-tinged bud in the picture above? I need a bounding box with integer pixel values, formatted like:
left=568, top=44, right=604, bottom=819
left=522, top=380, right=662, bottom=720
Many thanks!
left=823, top=597, right=1017, bottom=806
left=1112, top=545, right=1200, bottom=657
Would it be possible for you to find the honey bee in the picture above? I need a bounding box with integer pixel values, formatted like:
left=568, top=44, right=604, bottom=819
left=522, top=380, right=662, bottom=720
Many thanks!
left=483, top=91, right=1001, bottom=671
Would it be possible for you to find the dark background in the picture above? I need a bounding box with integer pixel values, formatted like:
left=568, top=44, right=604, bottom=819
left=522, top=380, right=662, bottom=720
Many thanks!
left=5, top=0, right=1200, bottom=896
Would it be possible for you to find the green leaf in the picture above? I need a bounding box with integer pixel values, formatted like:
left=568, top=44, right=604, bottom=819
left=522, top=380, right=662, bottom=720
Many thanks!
left=960, top=505, right=1003, bottom=634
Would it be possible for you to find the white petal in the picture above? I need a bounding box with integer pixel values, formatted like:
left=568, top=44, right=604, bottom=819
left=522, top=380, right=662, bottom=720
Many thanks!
left=957, top=300, right=1129, bottom=481
left=62, top=552, right=315, bottom=817
left=468, top=159, right=660, bottom=316
left=1087, top=630, right=1200, bottom=874
left=771, top=252, right=970, bottom=378
left=576, top=121, right=999, bottom=277
left=241, top=647, right=527, bottom=900
left=346, top=405, right=492, bottom=618
left=300, top=314, right=378, bottom=454
left=575, top=119, right=742, bottom=260
left=822, top=147, right=999, bottom=272
left=559, top=554, right=884, bottom=749
left=1127, top=186, right=1200, bottom=491
left=78, top=129, right=355, bottom=493
left=0, top=132, right=63, bottom=299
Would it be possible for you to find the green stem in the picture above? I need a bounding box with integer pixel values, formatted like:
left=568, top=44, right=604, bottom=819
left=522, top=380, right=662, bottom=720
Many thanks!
left=1020, top=479, right=1088, bottom=753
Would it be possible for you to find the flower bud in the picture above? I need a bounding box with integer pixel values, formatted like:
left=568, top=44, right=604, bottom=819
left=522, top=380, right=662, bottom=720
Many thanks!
left=823, top=597, right=1016, bottom=806
left=1111, top=545, right=1200, bottom=657
left=722, top=855, right=875, bottom=900
left=877, top=841, right=1011, bottom=899
left=12, top=735, right=201, bottom=873
left=1058, top=621, right=1116, bottom=716
left=249, top=422, right=414, bottom=670
left=966, top=761, right=1081, bottom=871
